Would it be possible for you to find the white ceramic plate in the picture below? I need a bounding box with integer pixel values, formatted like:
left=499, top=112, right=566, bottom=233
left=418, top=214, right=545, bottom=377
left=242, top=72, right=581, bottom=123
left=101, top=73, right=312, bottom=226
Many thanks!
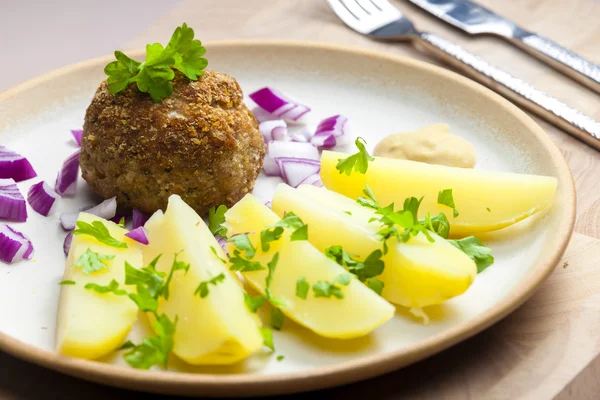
left=0, top=41, right=575, bottom=397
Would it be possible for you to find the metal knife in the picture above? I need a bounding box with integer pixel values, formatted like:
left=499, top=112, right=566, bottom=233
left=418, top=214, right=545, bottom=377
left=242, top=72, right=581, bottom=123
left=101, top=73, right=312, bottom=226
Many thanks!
left=407, top=0, right=600, bottom=93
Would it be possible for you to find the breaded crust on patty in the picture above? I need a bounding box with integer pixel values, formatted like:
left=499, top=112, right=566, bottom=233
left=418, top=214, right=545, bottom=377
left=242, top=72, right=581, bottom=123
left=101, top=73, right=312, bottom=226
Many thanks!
left=80, top=70, right=265, bottom=215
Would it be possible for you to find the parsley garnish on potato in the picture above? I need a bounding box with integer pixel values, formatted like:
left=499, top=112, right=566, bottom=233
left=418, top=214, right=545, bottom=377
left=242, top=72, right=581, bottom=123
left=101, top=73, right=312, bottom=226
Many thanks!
left=194, top=273, right=226, bottom=298
left=104, top=23, right=208, bottom=102
left=438, top=189, right=459, bottom=218
left=73, top=220, right=128, bottom=248
left=448, top=237, right=494, bottom=273
left=74, top=248, right=115, bottom=274
left=336, top=137, right=374, bottom=176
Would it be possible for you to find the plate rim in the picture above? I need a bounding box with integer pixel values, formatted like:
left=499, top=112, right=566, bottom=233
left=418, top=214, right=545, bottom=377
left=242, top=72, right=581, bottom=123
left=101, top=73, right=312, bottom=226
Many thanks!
left=0, top=39, right=576, bottom=397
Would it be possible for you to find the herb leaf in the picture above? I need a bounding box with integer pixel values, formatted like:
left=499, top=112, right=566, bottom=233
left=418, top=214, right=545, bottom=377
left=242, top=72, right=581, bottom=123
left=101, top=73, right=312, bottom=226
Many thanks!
left=312, top=274, right=351, bottom=299
left=290, top=224, right=308, bottom=241
left=128, top=285, right=159, bottom=313
left=438, top=189, right=459, bottom=218
left=229, top=250, right=266, bottom=272
left=73, top=220, right=128, bottom=248
left=260, top=227, right=284, bottom=252
left=209, top=246, right=227, bottom=264
left=357, top=184, right=379, bottom=209
left=208, top=205, right=228, bottom=237
left=449, top=236, right=494, bottom=273
left=295, top=277, right=309, bottom=300
left=244, top=293, right=267, bottom=313
left=84, top=279, right=127, bottom=296
left=270, top=308, right=285, bottom=331
left=104, top=23, right=207, bottom=103
left=228, top=234, right=256, bottom=259
left=260, top=327, right=275, bottom=352
left=123, top=314, right=177, bottom=369
left=194, top=273, right=226, bottom=298
left=367, top=278, right=384, bottom=295
left=59, top=280, right=75, bottom=285
left=74, top=248, right=115, bottom=274
left=162, top=252, right=190, bottom=300
left=336, top=137, right=374, bottom=176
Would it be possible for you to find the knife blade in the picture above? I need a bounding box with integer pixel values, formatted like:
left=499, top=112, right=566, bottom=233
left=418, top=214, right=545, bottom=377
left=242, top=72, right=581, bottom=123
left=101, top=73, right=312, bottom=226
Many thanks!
left=407, top=0, right=600, bottom=93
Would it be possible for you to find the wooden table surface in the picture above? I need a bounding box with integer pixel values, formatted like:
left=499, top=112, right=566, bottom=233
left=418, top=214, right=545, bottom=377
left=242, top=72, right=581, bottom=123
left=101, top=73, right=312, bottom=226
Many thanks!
left=1, top=0, right=599, bottom=398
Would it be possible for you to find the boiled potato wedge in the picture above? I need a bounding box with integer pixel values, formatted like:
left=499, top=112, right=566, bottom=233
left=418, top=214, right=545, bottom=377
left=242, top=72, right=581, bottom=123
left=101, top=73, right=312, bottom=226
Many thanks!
left=56, top=213, right=142, bottom=359
left=224, top=194, right=395, bottom=339
left=320, top=151, right=557, bottom=236
left=272, top=184, right=477, bottom=309
left=143, top=195, right=262, bottom=365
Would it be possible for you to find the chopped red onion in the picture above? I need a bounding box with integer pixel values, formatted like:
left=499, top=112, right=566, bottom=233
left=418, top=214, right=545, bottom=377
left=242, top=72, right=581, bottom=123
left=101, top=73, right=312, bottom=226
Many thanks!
left=71, top=129, right=83, bottom=146
left=132, top=208, right=149, bottom=229
left=275, top=158, right=321, bottom=188
left=125, top=226, right=149, bottom=245
left=63, top=230, right=73, bottom=256
left=311, top=115, right=351, bottom=149
left=27, top=181, right=59, bottom=217
left=0, top=224, right=34, bottom=264
left=263, top=141, right=320, bottom=176
left=250, top=87, right=311, bottom=122
left=60, top=197, right=117, bottom=230
left=290, top=133, right=309, bottom=142
left=0, top=146, right=37, bottom=182
left=252, top=106, right=278, bottom=124
left=298, top=173, right=324, bottom=187
left=0, top=179, right=27, bottom=222
left=55, top=150, right=80, bottom=197
left=215, top=235, right=228, bottom=255
left=259, top=120, right=287, bottom=142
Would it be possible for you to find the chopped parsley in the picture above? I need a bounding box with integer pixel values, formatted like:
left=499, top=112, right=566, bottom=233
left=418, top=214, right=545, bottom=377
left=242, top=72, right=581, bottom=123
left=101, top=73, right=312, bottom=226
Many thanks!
left=117, top=217, right=126, bottom=228
left=208, top=205, right=228, bottom=237
left=270, top=308, right=285, bottom=330
left=277, top=355, right=285, bottom=362
left=367, top=278, right=384, bottom=296
left=122, top=313, right=177, bottom=369
left=84, top=279, right=127, bottom=296
left=423, top=212, right=450, bottom=239
left=209, top=246, right=227, bottom=264
left=449, top=236, right=494, bottom=273
left=161, top=252, right=190, bottom=300
left=244, top=293, right=267, bottom=313
left=73, top=220, right=128, bottom=248
left=74, top=248, right=115, bottom=274
left=486, top=207, right=491, bottom=213
left=229, top=250, right=266, bottom=272
left=260, top=227, right=284, bottom=252
left=325, top=246, right=384, bottom=283
left=104, top=23, right=208, bottom=102
left=228, top=233, right=256, bottom=258
left=260, top=327, right=275, bottom=352
left=59, top=280, right=75, bottom=285
left=295, top=277, right=309, bottom=299
left=312, top=273, right=352, bottom=299
left=438, top=189, right=459, bottom=218
left=357, top=184, right=379, bottom=209
left=336, top=137, right=374, bottom=176
left=194, top=273, right=226, bottom=298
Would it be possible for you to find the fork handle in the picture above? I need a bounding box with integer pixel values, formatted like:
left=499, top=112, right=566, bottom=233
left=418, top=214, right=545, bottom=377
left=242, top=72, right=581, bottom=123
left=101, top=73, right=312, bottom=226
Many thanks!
left=510, top=33, right=600, bottom=93
left=414, top=32, right=600, bottom=150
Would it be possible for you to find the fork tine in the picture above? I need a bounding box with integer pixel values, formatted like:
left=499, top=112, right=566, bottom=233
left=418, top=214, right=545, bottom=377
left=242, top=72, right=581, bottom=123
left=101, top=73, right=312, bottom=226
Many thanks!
left=327, top=0, right=367, bottom=33
left=369, top=0, right=403, bottom=16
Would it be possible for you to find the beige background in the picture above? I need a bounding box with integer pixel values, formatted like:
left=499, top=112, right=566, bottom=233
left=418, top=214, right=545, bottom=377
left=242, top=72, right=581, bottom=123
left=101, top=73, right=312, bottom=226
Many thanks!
left=1, top=0, right=599, bottom=398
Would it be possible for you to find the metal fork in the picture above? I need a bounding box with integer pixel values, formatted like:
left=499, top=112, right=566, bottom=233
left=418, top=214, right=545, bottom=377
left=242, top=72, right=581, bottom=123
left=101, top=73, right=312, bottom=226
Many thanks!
left=328, top=0, right=600, bottom=150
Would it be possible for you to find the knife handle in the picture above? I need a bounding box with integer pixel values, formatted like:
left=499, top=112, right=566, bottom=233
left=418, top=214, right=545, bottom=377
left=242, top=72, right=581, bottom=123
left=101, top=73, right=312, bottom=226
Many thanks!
left=510, top=33, right=600, bottom=94
left=414, top=32, right=600, bottom=150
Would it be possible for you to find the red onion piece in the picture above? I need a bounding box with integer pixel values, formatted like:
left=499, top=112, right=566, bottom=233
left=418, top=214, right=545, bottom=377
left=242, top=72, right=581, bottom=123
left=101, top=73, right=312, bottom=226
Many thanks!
left=215, top=235, right=228, bottom=255
left=263, top=141, right=320, bottom=177
left=0, top=179, right=27, bottom=222
left=71, top=129, right=83, bottom=146
left=27, top=181, right=59, bottom=217
left=0, top=224, right=34, bottom=264
left=290, top=133, right=309, bottom=143
left=132, top=208, right=149, bottom=229
left=275, top=157, right=321, bottom=188
left=0, top=146, right=37, bottom=182
left=311, top=115, right=351, bottom=149
left=259, top=120, right=287, bottom=142
left=298, top=173, right=324, bottom=187
left=252, top=106, right=278, bottom=124
left=125, top=226, right=149, bottom=245
left=249, top=87, right=311, bottom=122
left=63, top=230, right=73, bottom=256
left=55, top=150, right=80, bottom=197
left=60, top=197, right=117, bottom=230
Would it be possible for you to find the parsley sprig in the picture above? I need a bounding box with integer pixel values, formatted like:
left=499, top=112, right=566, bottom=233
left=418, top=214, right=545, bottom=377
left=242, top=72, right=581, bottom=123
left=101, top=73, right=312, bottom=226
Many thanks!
left=194, top=273, right=226, bottom=298
left=336, top=137, right=374, bottom=176
left=325, top=246, right=385, bottom=295
left=449, top=236, right=494, bottom=273
left=73, top=220, right=128, bottom=248
left=104, top=23, right=208, bottom=102
left=74, top=248, right=115, bottom=274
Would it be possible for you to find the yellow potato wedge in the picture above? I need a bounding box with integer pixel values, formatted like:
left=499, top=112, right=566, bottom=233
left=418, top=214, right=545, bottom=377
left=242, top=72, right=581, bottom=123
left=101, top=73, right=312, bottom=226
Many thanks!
left=224, top=194, right=395, bottom=339
left=320, top=150, right=557, bottom=236
left=56, top=213, right=141, bottom=359
left=143, top=195, right=262, bottom=365
left=272, top=184, right=477, bottom=308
